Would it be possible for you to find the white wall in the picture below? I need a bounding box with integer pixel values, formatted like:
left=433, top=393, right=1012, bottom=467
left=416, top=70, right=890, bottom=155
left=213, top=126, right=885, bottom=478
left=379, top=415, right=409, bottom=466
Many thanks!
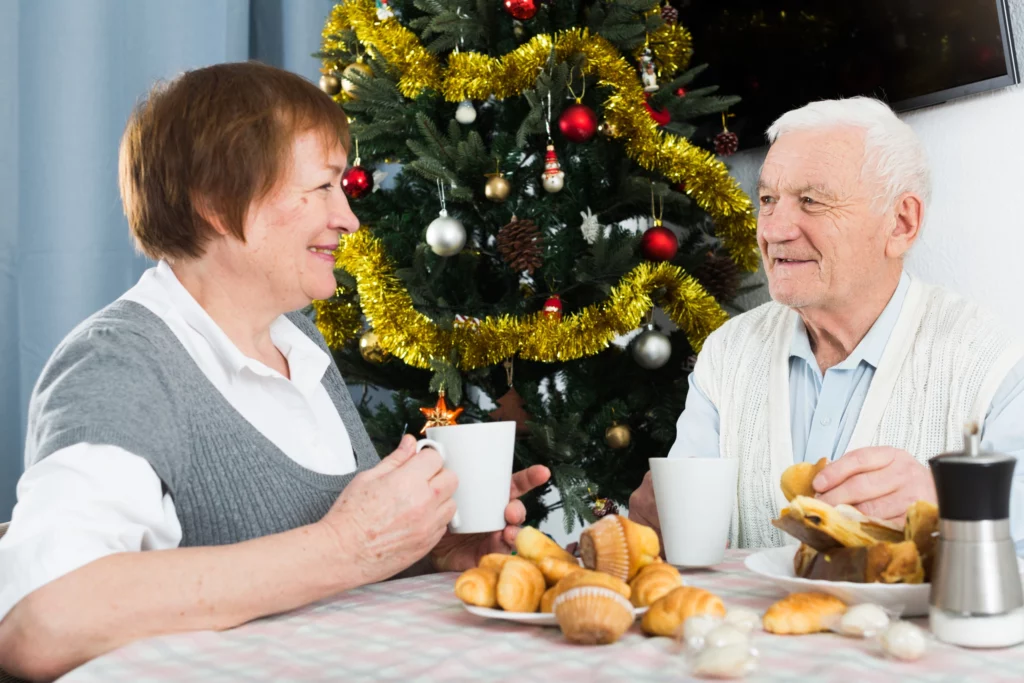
left=540, top=3, right=1024, bottom=546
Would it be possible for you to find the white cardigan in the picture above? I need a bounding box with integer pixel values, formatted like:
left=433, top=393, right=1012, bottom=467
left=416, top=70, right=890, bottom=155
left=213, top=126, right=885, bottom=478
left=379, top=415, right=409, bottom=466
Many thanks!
left=694, top=278, right=1024, bottom=548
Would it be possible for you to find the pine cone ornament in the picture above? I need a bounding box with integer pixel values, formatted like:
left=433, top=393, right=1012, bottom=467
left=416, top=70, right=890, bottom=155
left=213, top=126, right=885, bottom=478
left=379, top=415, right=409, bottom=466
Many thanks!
left=591, top=497, right=620, bottom=519
left=694, top=251, right=742, bottom=303
left=498, top=217, right=543, bottom=274
left=714, top=130, right=740, bottom=157
left=660, top=3, right=678, bottom=24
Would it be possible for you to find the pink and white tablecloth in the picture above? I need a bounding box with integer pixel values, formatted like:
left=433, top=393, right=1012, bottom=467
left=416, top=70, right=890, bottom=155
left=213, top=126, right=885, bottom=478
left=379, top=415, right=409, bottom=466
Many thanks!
left=59, top=550, right=1024, bottom=682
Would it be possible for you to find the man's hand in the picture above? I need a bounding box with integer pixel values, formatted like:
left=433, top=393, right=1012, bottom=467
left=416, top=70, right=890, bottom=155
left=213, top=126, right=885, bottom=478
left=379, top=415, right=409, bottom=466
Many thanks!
left=814, top=447, right=936, bottom=526
left=429, top=465, right=551, bottom=572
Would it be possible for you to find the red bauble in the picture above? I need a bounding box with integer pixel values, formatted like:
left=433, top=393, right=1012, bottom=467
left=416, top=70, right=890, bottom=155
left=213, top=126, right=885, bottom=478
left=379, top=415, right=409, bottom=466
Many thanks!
left=640, top=224, right=679, bottom=262
left=342, top=166, right=373, bottom=199
left=643, top=94, right=671, bottom=127
left=558, top=102, right=598, bottom=143
left=542, top=295, right=563, bottom=321
left=675, top=86, right=687, bottom=97
left=714, top=130, right=740, bottom=157
left=503, top=0, right=538, bottom=20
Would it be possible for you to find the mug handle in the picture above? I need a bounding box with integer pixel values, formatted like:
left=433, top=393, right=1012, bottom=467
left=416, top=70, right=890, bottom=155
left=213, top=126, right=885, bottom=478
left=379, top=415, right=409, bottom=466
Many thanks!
left=416, top=438, right=461, bottom=529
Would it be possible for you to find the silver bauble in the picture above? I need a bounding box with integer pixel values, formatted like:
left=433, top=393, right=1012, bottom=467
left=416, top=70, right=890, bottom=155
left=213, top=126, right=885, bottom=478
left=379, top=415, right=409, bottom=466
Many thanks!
left=455, top=100, right=477, bottom=124
left=632, top=323, right=672, bottom=369
left=425, top=211, right=467, bottom=257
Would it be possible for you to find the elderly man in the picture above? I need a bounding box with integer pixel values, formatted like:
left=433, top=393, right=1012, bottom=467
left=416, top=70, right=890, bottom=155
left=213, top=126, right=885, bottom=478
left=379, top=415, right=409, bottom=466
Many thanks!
left=629, top=97, right=1024, bottom=550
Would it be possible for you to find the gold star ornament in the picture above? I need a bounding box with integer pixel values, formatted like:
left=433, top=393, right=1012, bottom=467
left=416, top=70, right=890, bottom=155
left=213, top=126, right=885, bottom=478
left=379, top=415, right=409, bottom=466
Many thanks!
left=419, top=392, right=464, bottom=433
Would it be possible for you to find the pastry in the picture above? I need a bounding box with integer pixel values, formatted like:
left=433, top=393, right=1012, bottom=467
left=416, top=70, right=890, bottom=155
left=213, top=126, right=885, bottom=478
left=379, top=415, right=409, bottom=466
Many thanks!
left=723, top=607, right=761, bottom=633
left=691, top=642, right=758, bottom=679
left=642, top=586, right=726, bottom=637
left=798, top=541, right=924, bottom=584
left=628, top=562, right=683, bottom=607
left=454, top=567, right=499, bottom=608
left=540, top=585, right=558, bottom=613
left=762, top=592, right=846, bottom=635
left=838, top=603, right=890, bottom=637
left=553, top=586, right=636, bottom=645
left=780, top=457, right=827, bottom=501
left=793, top=543, right=817, bottom=577
left=479, top=553, right=514, bottom=573
left=515, top=526, right=577, bottom=565
left=579, top=515, right=661, bottom=582
left=881, top=621, right=927, bottom=661
left=550, top=569, right=632, bottom=604
left=537, top=555, right=583, bottom=587
left=703, top=623, right=750, bottom=649
left=772, top=496, right=903, bottom=551
left=682, top=615, right=722, bottom=649
left=496, top=557, right=546, bottom=613
left=905, top=500, right=939, bottom=580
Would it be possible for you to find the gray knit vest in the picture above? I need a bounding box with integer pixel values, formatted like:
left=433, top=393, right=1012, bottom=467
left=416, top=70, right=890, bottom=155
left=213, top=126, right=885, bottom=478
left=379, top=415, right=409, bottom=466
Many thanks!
left=25, top=300, right=380, bottom=547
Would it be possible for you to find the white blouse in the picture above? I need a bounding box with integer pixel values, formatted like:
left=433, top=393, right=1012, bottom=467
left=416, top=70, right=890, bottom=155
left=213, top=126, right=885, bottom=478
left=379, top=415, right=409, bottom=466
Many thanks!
left=0, top=261, right=357, bottom=620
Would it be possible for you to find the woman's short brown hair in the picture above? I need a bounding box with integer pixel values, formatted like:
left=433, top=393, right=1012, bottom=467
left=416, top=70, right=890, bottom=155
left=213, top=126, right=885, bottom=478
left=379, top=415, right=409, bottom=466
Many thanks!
left=119, top=61, right=351, bottom=261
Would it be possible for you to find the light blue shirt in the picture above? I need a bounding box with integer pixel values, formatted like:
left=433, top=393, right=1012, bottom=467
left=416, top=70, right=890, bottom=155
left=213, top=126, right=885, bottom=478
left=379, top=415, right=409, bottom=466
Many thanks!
left=670, top=272, right=1024, bottom=553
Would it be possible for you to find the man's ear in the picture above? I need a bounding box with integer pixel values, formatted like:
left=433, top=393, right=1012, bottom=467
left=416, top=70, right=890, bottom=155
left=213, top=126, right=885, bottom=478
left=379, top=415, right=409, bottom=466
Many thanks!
left=192, top=194, right=230, bottom=237
left=886, top=192, right=923, bottom=259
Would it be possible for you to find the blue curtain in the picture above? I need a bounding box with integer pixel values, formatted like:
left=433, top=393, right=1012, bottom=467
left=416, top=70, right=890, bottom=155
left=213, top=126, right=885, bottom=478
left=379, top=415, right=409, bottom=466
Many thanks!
left=0, top=0, right=337, bottom=520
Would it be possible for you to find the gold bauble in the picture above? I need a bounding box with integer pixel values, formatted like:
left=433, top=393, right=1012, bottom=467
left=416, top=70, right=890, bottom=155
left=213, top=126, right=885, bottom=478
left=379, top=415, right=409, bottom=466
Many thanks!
left=605, top=424, right=632, bottom=450
left=319, top=74, right=342, bottom=96
left=342, top=62, right=373, bottom=98
left=359, top=330, right=387, bottom=363
left=484, top=174, right=511, bottom=203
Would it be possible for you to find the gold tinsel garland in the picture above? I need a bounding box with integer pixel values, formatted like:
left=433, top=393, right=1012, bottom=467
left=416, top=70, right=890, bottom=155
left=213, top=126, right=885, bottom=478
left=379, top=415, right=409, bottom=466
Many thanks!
left=321, top=1, right=758, bottom=271
left=320, top=230, right=728, bottom=370
left=311, top=287, right=362, bottom=349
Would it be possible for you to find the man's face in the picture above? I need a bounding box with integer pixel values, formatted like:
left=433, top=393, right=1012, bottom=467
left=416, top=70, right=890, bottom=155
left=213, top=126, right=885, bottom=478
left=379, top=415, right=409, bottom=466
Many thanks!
left=756, top=126, right=892, bottom=312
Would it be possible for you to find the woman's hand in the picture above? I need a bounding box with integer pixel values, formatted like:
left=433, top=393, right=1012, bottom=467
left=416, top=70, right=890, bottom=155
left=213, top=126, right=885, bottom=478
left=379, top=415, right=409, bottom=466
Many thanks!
left=319, top=435, right=459, bottom=584
left=428, top=464, right=550, bottom=572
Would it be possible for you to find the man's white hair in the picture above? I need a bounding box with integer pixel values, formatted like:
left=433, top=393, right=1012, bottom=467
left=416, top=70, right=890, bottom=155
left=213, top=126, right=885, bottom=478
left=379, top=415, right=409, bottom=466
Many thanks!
left=766, top=97, right=931, bottom=211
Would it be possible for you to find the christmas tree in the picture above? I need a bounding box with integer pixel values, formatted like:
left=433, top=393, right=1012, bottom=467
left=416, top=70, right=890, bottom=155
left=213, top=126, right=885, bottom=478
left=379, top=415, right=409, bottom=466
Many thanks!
left=314, top=0, right=760, bottom=531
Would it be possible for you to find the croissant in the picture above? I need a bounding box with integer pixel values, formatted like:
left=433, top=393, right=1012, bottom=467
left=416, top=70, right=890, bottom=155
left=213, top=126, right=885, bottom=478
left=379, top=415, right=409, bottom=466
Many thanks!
left=642, top=586, right=726, bottom=637
left=540, top=585, right=559, bottom=613
left=629, top=563, right=683, bottom=608
left=537, top=556, right=583, bottom=587
left=763, top=592, right=846, bottom=635
left=580, top=515, right=661, bottom=582
left=515, top=526, right=577, bottom=565
left=780, top=458, right=827, bottom=502
left=454, top=567, right=499, bottom=608
left=496, top=557, right=546, bottom=613
left=479, top=553, right=514, bottom=573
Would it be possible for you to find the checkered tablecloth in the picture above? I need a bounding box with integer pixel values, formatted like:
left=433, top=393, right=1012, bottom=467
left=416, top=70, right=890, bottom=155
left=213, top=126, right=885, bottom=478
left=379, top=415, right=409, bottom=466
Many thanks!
left=59, top=550, right=1024, bottom=682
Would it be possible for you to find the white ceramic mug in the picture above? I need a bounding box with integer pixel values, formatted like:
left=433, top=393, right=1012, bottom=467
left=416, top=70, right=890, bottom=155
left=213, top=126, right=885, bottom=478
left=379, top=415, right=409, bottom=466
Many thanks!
left=416, top=421, right=516, bottom=534
left=649, top=456, right=739, bottom=567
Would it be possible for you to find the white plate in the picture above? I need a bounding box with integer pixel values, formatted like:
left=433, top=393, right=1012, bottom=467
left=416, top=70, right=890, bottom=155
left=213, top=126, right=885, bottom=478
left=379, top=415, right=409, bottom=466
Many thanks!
left=462, top=603, right=648, bottom=626
left=745, top=545, right=1024, bottom=618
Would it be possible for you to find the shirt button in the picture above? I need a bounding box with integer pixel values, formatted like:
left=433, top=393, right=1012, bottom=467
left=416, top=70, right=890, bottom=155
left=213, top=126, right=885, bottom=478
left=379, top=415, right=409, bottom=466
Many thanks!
left=820, top=416, right=832, bottom=426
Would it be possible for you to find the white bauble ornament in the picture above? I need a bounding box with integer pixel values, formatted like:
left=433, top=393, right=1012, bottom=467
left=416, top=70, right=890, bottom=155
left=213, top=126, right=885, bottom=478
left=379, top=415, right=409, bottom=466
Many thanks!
left=425, top=210, right=467, bottom=257
left=455, top=100, right=477, bottom=124
left=632, top=323, right=671, bottom=369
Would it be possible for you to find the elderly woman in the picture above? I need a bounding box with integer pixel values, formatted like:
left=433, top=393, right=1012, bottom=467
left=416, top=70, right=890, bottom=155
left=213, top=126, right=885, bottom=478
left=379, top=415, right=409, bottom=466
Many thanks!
left=0, top=61, right=549, bottom=680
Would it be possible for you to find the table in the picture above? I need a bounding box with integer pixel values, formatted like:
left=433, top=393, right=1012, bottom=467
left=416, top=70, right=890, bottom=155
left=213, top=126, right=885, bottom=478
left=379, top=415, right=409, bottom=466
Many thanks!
left=60, top=550, right=1024, bottom=682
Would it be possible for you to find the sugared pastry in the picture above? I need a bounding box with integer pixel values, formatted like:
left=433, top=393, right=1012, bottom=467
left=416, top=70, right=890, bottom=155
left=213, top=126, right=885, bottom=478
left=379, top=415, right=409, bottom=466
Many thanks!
left=781, top=457, right=827, bottom=502
left=762, top=592, right=846, bottom=635
left=454, top=567, right=499, bottom=608
left=881, top=621, right=927, bottom=661
left=838, top=603, right=890, bottom=637
left=642, top=586, right=726, bottom=637
left=723, top=607, right=761, bottom=633
left=537, top=555, right=583, bottom=587
left=798, top=541, right=924, bottom=584
left=515, top=526, right=577, bottom=565
left=703, top=624, right=750, bottom=649
left=629, top=562, right=683, bottom=607
left=580, top=515, right=661, bottom=582
left=904, top=500, right=939, bottom=580
left=772, top=496, right=903, bottom=551
left=479, top=553, right=514, bottom=573
left=496, top=557, right=546, bottom=612
left=540, top=585, right=559, bottom=613
left=551, top=569, right=632, bottom=603
left=553, top=586, right=636, bottom=645
left=691, top=642, right=758, bottom=679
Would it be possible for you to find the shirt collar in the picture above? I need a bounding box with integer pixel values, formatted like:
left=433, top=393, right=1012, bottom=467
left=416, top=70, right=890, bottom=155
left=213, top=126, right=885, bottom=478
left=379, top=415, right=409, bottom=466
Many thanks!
left=152, top=261, right=330, bottom=394
left=790, top=270, right=911, bottom=371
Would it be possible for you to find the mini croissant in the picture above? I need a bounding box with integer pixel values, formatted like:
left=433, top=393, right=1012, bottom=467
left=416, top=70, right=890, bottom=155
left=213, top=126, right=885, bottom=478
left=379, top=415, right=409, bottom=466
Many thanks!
left=763, top=592, right=846, bottom=635
left=496, top=557, right=546, bottom=613
left=515, top=526, right=577, bottom=565
left=642, top=586, right=726, bottom=637
left=454, top=567, right=499, bottom=608
left=629, top=563, right=683, bottom=608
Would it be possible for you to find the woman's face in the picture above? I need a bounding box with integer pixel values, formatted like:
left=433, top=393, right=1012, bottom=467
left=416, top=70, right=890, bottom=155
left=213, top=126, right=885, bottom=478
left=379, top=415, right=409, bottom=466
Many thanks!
left=236, top=129, right=359, bottom=312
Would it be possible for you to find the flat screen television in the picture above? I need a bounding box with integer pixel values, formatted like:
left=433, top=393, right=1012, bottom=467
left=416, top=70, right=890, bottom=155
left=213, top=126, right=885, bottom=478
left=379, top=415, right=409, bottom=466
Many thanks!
left=678, top=0, right=1020, bottom=150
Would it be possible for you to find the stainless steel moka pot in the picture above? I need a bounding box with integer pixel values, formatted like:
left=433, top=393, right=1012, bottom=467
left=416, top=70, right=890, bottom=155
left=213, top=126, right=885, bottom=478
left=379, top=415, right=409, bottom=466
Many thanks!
left=929, top=423, right=1024, bottom=648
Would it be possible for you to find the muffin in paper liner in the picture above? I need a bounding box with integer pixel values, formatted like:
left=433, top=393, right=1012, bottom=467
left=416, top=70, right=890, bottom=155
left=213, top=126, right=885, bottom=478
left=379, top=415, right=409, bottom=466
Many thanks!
left=552, top=586, right=636, bottom=645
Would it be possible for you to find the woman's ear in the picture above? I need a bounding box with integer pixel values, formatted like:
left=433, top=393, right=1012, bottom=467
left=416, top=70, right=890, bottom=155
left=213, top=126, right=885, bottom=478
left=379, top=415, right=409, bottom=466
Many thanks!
left=191, top=193, right=231, bottom=237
